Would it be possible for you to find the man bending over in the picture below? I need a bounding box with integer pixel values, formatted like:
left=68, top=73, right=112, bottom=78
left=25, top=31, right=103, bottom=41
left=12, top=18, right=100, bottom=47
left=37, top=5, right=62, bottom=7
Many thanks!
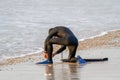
left=44, top=26, right=78, bottom=64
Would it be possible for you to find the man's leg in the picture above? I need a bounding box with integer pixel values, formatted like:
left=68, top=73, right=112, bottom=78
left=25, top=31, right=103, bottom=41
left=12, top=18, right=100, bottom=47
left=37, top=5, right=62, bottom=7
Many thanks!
left=49, top=37, right=68, bottom=45
left=68, top=45, right=78, bottom=62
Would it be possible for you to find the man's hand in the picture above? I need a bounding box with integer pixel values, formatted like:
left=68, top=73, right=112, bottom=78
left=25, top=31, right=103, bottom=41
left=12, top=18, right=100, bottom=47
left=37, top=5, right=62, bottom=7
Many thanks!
left=43, top=51, right=48, bottom=59
left=43, top=51, right=57, bottom=59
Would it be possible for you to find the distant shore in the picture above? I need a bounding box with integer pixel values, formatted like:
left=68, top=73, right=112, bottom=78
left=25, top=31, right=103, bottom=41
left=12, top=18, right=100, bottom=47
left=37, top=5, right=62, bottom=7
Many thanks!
left=0, top=30, right=120, bottom=66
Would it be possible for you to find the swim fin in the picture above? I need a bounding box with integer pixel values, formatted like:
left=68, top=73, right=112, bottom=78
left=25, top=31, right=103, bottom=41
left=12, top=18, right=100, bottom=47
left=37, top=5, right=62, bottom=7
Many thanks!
left=77, top=55, right=86, bottom=64
left=36, top=60, right=53, bottom=64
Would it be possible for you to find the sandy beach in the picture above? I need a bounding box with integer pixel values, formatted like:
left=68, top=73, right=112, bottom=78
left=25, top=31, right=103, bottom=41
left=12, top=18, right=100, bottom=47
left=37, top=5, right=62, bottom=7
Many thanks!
left=0, top=30, right=120, bottom=80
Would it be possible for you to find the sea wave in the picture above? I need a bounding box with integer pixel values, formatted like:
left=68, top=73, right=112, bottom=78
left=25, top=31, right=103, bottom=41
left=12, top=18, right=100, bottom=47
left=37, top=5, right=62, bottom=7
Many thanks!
left=79, top=29, right=120, bottom=41
left=0, top=29, right=120, bottom=61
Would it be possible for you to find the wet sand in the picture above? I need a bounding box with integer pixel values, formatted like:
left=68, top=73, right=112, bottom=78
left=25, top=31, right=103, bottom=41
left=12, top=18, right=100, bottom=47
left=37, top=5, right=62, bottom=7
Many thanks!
left=0, top=30, right=120, bottom=80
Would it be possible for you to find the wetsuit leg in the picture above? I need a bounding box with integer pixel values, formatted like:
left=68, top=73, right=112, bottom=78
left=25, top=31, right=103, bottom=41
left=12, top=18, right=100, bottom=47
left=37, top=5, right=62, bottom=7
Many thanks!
left=68, top=45, right=78, bottom=61
left=49, top=37, right=68, bottom=45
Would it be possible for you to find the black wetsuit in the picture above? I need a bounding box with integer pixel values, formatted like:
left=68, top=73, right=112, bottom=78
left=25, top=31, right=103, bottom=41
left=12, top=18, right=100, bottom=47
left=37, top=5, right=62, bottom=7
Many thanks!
left=44, top=26, right=78, bottom=63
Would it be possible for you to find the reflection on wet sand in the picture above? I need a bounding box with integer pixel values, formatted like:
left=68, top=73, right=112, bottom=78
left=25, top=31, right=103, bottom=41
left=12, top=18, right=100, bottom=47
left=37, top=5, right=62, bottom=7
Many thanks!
left=69, top=64, right=80, bottom=80
left=44, top=64, right=55, bottom=80
left=44, top=63, right=83, bottom=80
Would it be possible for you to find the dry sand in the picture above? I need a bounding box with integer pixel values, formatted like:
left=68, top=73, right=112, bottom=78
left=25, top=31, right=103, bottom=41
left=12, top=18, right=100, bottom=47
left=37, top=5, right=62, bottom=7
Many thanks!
left=0, top=30, right=120, bottom=80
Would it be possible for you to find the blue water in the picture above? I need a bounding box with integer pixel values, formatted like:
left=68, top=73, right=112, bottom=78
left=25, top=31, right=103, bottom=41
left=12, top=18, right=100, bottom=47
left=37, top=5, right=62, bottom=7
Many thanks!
left=0, top=0, right=120, bottom=60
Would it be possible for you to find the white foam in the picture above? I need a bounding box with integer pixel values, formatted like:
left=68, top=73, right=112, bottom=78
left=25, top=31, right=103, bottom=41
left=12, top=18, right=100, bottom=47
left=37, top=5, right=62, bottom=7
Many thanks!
left=89, top=31, right=108, bottom=39
left=79, top=29, right=120, bottom=42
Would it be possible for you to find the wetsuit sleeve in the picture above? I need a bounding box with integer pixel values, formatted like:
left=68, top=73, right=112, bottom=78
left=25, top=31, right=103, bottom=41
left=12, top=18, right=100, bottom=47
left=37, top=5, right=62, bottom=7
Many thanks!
left=55, top=45, right=66, bottom=54
left=44, top=42, right=47, bottom=52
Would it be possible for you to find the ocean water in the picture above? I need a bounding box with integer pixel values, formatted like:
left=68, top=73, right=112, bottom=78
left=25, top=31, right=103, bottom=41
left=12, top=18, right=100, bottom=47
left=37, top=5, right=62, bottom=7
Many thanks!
left=0, top=0, right=120, bottom=60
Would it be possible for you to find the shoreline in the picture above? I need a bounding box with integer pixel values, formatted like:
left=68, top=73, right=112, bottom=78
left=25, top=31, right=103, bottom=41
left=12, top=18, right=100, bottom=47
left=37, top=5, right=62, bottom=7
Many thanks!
left=78, top=29, right=120, bottom=50
left=0, top=29, right=120, bottom=66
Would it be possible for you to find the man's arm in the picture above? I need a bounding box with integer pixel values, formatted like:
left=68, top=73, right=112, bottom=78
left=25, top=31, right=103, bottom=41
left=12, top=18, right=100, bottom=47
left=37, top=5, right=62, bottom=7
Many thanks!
left=44, top=28, right=57, bottom=51
left=54, top=45, right=66, bottom=54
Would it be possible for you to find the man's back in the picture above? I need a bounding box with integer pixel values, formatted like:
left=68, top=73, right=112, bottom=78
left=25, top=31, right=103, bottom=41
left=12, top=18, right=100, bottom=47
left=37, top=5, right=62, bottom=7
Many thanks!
left=50, top=26, right=76, bottom=38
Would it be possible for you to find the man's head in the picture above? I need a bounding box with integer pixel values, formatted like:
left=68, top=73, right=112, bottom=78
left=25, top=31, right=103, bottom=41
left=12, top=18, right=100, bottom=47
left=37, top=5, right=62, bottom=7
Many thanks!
left=48, top=28, right=54, bottom=34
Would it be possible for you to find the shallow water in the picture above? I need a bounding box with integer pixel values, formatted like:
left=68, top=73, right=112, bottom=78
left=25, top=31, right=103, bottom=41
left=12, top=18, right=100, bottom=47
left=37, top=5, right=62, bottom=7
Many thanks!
left=0, top=0, right=120, bottom=60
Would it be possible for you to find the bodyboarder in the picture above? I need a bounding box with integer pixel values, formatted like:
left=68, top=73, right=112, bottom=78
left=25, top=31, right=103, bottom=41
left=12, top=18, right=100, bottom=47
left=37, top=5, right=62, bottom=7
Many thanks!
left=43, top=26, right=78, bottom=64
